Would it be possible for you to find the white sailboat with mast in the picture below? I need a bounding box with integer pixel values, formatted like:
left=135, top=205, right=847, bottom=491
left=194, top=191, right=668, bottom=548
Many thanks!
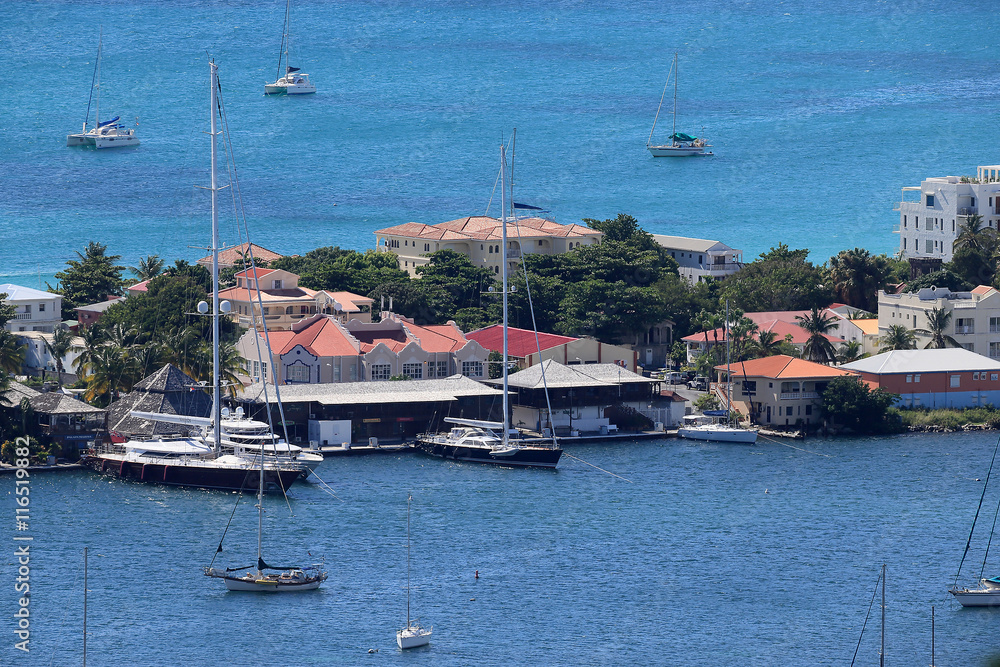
left=949, top=434, right=1000, bottom=606
left=66, top=28, right=139, bottom=149
left=397, top=494, right=432, bottom=649
left=646, top=52, right=709, bottom=157
left=264, top=0, right=316, bottom=95
left=678, top=301, right=757, bottom=443
left=203, top=58, right=326, bottom=593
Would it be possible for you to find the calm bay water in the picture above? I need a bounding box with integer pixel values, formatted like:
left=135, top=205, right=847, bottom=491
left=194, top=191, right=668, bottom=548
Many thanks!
left=5, top=432, right=1000, bottom=665
left=3, top=0, right=1000, bottom=287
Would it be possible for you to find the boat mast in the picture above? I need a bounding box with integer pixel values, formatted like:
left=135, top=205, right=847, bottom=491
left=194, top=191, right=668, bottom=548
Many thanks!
left=500, top=142, right=509, bottom=448
left=95, top=30, right=102, bottom=133
left=880, top=563, right=886, bottom=667
left=671, top=52, right=678, bottom=143
left=210, top=60, right=222, bottom=456
left=276, top=0, right=291, bottom=80
left=83, top=546, right=88, bottom=667
left=406, top=494, right=412, bottom=629
left=725, top=300, right=731, bottom=426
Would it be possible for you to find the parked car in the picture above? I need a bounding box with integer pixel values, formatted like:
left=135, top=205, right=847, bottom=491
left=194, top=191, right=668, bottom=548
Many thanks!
left=666, top=372, right=686, bottom=384
left=687, top=375, right=709, bottom=391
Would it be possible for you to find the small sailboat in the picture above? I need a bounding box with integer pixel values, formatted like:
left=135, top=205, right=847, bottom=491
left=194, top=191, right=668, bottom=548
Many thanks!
left=67, top=28, right=139, bottom=149
left=646, top=52, right=710, bottom=157
left=851, top=564, right=887, bottom=666
left=264, top=0, right=316, bottom=95
left=397, top=495, right=431, bottom=650
left=678, top=301, right=756, bottom=444
left=203, top=58, right=326, bottom=593
left=949, top=434, right=1000, bottom=606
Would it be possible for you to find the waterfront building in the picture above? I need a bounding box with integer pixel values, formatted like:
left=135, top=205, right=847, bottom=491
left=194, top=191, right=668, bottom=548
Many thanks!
left=196, top=241, right=283, bottom=269
left=373, top=216, right=602, bottom=278
left=877, top=285, right=1000, bottom=358
left=237, top=311, right=489, bottom=386
left=2, top=381, right=107, bottom=456
left=105, top=364, right=212, bottom=438
left=219, top=267, right=372, bottom=331
left=235, top=374, right=502, bottom=445
left=494, top=360, right=669, bottom=434
left=651, top=235, right=744, bottom=284
left=722, top=355, right=857, bottom=428
left=0, top=284, right=63, bottom=333
left=466, top=324, right=639, bottom=372
left=842, top=348, right=1000, bottom=409
left=895, top=165, right=1000, bottom=262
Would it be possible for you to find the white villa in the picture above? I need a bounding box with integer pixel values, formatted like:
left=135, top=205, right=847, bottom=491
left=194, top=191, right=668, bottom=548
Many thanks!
left=0, top=284, right=63, bottom=333
left=895, top=165, right=1000, bottom=262
left=651, top=235, right=743, bottom=284
left=878, top=285, right=1000, bottom=359
left=373, top=216, right=602, bottom=277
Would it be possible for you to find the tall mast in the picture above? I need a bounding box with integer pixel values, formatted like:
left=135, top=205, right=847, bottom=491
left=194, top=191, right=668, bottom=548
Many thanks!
left=880, top=563, right=886, bottom=667
left=406, top=494, right=412, bottom=628
left=500, top=142, right=509, bottom=448
left=671, top=52, right=678, bottom=141
left=210, top=60, right=222, bottom=456
left=83, top=546, right=88, bottom=667
left=725, top=300, right=731, bottom=425
left=95, top=29, right=102, bottom=133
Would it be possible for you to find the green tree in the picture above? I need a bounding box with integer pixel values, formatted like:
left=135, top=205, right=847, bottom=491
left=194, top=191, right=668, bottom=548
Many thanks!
left=129, top=254, right=166, bottom=282
left=919, top=307, right=961, bottom=349
left=50, top=242, right=126, bottom=317
left=836, top=340, right=866, bottom=364
left=905, top=269, right=972, bottom=293
left=879, top=324, right=917, bottom=351
left=825, top=248, right=896, bottom=313
left=42, top=327, right=75, bottom=385
left=718, top=244, right=833, bottom=312
left=0, top=330, right=25, bottom=375
left=795, top=307, right=838, bottom=364
left=0, top=293, right=16, bottom=329
left=820, top=375, right=899, bottom=433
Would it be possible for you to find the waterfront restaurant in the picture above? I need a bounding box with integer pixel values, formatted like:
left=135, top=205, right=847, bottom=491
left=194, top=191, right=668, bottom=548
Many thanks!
left=25, top=387, right=107, bottom=456
left=234, top=375, right=502, bottom=445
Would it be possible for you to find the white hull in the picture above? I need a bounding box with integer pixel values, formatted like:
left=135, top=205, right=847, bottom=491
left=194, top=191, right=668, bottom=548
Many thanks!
left=397, top=626, right=432, bottom=649
left=66, top=130, right=140, bottom=149
left=647, top=144, right=710, bottom=157
left=950, top=587, right=1000, bottom=607
left=678, top=424, right=757, bottom=443
left=265, top=77, right=316, bottom=95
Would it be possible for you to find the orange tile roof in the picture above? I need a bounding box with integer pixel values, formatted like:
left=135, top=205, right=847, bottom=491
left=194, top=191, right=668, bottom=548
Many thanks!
left=374, top=216, right=601, bottom=242
left=198, top=243, right=283, bottom=268
left=973, top=285, right=996, bottom=296
left=404, top=321, right=470, bottom=353
left=218, top=286, right=318, bottom=303
left=850, top=318, right=879, bottom=335
left=254, top=317, right=358, bottom=357
left=235, top=267, right=276, bottom=279
left=718, top=355, right=857, bottom=379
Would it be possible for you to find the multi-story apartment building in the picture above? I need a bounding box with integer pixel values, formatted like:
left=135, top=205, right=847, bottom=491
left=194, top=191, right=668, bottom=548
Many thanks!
left=0, top=284, right=63, bottom=333
left=373, top=216, right=602, bottom=278
left=651, top=235, right=744, bottom=284
left=219, top=267, right=372, bottom=331
left=895, top=165, right=1000, bottom=262
left=878, top=285, right=1000, bottom=359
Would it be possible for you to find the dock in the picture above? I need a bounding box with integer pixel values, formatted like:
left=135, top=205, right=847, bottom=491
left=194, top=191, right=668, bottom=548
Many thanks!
left=0, top=462, right=85, bottom=474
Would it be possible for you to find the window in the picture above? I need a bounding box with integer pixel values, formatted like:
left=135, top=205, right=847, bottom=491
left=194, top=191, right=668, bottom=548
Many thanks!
left=261, top=362, right=267, bottom=382
left=925, top=239, right=933, bottom=253
left=925, top=219, right=933, bottom=231
left=424, top=243, right=430, bottom=252
left=926, top=194, right=934, bottom=207
left=462, top=361, right=483, bottom=378
left=993, top=374, right=999, bottom=381
left=992, top=342, right=1000, bottom=359
left=253, top=360, right=259, bottom=377
left=272, top=280, right=282, bottom=289
left=334, top=364, right=341, bottom=382
left=538, top=240, right=543, bottom=246
left=698, top=255, right=703, bottom=264
left=349, top=366, right=358, bottom=381
left=286, top=365, right=310, bottom=383
left=914, top=374, right=920, bottom=383
left=741, top=381, right=757, bottom=394
left=38, top=303, right=44, bottom=312
left=951, top=374, right=961, bottom=388
left=371, top=364, right=391, bottom=381
left=906, top=374, right=912, bottom=383
left=805, top=404, right=812, bottom=416
left=431, top=361, right=448, bottom=378
left=262, top=307, right=270, bottom=315
left=402, top=362, right=423, bottom=379
left=974, top=372, right=980, bottom=380
left=964, top=343, right=975, bottom=352
left=992, top=318, right=1000, bottom=333
left=903, top=215, right=907, bottom=228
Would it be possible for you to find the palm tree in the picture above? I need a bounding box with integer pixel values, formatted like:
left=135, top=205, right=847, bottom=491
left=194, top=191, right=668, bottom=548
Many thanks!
left=128, top=254, right=165, bottom=282
left=826, top=248, right=894, bottom=313
left=0, top=330, right=26, bottom=375
left=693, top=309, right=724, bottom=366
left=81, top=343, right=139, bottom=405
left=72, top=325, right=106, bottom=378
left=919, top=307, right=960, bottom=349
left=753, top=329, right=783, bottom=358
left=954, top=214, right=997, bottom=254
left=795, top=306, right=838, bottom=364
left=836, top=340, right=866, bottom=364
left=42, top=327, right=75, bottom=386
left=879, top=324, right=917, bottom=351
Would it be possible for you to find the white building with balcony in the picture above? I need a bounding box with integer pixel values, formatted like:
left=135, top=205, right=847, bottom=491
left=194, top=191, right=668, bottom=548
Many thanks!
left=895, top=165, right=1000, bottom=262
left=651, top=235, right=743, bottom=284
left=878, top=285, right=1000, bottom=359
left=373, top=216, right=602, bottom=278
left=0, top=284, right=63, bottom=333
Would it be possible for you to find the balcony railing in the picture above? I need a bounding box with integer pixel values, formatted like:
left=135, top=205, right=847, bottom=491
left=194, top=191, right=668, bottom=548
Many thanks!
left=955, top=326, right=975, bottom=334
left=779, top=391, right=819, bottom=400
left=958, top=207, right=976, bottom=216
left=13, top=313, right=32, bottom=320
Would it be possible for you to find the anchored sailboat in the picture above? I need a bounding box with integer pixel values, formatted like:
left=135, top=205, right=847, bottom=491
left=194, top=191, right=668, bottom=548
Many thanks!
left=646, top=53, right=710, bottom=157
left=264, top=0, right=316, bottom=95
left=66, top=28, right=139, bottom=149
left=949, top=434, right=1000, bottom=606
left=397, top=495, right=432, bottom=649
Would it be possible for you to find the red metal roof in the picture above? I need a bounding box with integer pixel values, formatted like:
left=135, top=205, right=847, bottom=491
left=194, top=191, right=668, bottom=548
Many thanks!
left=466, top=324, right=577, bottom=358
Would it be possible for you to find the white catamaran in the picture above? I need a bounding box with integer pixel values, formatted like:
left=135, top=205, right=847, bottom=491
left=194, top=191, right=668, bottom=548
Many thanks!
left=264, top=0, right=316, bottom=95
left=67, top=28, right=139, bottom=149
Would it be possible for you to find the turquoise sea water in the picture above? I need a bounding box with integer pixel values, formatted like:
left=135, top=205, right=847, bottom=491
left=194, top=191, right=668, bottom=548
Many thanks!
left=3, top=0, right=1000, bottom=288
left=7, top=433, right=1000, bottom=665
